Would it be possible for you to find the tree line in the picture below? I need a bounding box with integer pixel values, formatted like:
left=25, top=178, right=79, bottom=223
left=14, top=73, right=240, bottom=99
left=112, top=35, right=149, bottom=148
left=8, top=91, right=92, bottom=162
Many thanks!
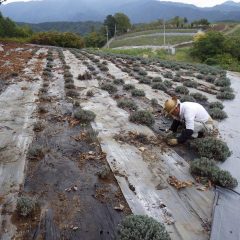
left=132, top=17, right=210, bottom=32
left=0, top=8, right=131, bottom=48
left=0, top=12, right=32, bottom=38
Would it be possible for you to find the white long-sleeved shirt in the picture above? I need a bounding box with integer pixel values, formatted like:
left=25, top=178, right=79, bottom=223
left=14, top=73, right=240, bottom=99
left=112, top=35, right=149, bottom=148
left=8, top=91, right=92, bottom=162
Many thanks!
left=179, top=102, right=210, bottom=130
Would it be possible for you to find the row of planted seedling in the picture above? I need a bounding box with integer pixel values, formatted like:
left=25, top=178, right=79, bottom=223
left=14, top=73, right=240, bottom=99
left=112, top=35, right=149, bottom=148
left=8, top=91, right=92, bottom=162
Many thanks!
left=106, top=54, right=230, bottom=121
left=114, top=60, right=229, bottom=121
left=99, top=76, right=237, bottom=189
left=90, top=50, right=235, bottom=102
left=15, top=49, right=55, bottom=219
left=87, top=52, right=238, bottom=189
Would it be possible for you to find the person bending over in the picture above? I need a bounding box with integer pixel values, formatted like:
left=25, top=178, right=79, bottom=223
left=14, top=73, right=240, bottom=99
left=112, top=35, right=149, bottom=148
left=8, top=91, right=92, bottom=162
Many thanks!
left=163, top=97, right=214, bottom=146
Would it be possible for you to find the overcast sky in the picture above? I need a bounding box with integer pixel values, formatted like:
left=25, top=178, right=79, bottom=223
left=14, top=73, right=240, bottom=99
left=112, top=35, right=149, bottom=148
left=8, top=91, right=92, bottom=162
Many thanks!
left=4, top=0, right=240, bottom=7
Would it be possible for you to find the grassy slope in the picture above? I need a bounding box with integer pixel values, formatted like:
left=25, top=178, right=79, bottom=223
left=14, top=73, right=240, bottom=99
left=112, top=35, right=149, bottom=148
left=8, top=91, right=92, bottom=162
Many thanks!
left=119, top=28, right=197, bottom=39
left=110, top=35, right=193, bottom=48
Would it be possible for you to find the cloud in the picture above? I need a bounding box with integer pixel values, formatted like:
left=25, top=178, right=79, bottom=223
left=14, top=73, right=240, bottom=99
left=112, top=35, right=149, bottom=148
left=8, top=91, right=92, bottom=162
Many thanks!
left=158, top=0, right=240, bottom=7
left=4, top=0, right=240, bottom=7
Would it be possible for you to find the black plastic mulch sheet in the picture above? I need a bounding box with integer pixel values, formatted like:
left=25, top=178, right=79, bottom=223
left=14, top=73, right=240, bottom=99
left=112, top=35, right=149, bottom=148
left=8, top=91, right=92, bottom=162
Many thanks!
left=210, top=187, right=240, bottom=240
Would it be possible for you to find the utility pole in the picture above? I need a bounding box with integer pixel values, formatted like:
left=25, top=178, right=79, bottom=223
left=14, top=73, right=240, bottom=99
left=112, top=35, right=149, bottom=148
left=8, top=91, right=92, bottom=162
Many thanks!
left=105, top=26, right=109, bottom=48
left=114, top=24, right=117, bottom=38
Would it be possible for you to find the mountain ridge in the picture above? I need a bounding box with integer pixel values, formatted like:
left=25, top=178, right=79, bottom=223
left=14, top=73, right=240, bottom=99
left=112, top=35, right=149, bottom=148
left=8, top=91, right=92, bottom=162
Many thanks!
left=1, top=0, right=240, bottom=23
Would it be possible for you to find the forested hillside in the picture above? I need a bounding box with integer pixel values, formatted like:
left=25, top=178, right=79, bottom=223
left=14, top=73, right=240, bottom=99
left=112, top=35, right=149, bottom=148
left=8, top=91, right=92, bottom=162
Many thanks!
left=17, top=21, right=103, bottom=36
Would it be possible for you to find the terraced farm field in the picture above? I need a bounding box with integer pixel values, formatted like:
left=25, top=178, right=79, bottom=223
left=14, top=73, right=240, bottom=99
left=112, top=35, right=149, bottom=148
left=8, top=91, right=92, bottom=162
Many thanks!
left=117, top=28, right=198, bottom=39
left=110, top=35, right=193, bottom=48
left=0, top=43, right=239, bottom=240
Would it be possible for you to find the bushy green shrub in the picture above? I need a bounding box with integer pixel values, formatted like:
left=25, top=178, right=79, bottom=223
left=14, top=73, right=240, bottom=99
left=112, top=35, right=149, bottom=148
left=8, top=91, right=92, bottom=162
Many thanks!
left=163, top=72, right=173, bottom=79
left=139, top=77, right=152, bottom=85
left=87, top=65, right=95, bottom=72
left=47, top=56, right=53, bottom=62
left=183, top=80, right=198, bottom=88
left=64, top=72, right=73, bottom=78
left=133, top=66, right=141, bottom=72
left=131, top=89, right=145, bottom=97
left=205, top=75, right=216, bottom=83
left=152, top=77, right=162, bottom=82
left=43, top=71, right=52, bottom=77
left=180, top=95, right=196, bottom=103
left=97, top=166, right=111, bottom=179
left=101, top=84, right=118, bottom=94
left=43, top=82, right=49, bottom=88
left=138, top=70, right=147, bottom=76
left=190, top=157, right=216, bottom=177
left=196, top=74, right=204, bottom=79
left=66, top=89, right=79, bottom=97
left=190, top=92, right=208, bottom=101
left=175, top=86, right=189, bottom=95
left=78, top=72, right=92, bottom=80
left=190, top=158, right=237, bottom=189
left=65, top=77, right=74, bottom=83
left=30, top=32, right=84, bottom=48
left=117, top=99, right=138, bottom=111
left=28, top=144, right=46, bottom=160
left=190, top=137, right=231, bottom=162
left=209, top=101, right=224, bottom=110
left=114, top=79, right=125, bottom=85
left=204, top=58, right=218, bottom=66
left=163, top=80, right=173, bottom=88
left=86, top=90, right=94, bottom=97
left=38, top=106, right=48, bottom=114
left=99, top=64, right=109, bottom=72
left=117, top=215, right=171, bottom=240
left=173, top=76, right=182, bottom=82
left=17, top=196, right=37, bottom=217
left=215, top=77, right=231, bottom=87
left=209, top=107, right=227, bottom=120
left=216, top=91, right=235, bottom=100
left=33, top=121, right=44, bottom=132
left=152, top=82, right=167, bottom=92
left=129, top=111, right=155, bottom=126
left=74, top=109, right=96, bottom=123
left=123, top=84, right=135, bottom=91
left=65, top=83, right=75, bottom=89
left=44, top=67, right=51, bottom=72
left=220, top=86, right=233, bottom=92
left=212, top=170, right=238, bottom=189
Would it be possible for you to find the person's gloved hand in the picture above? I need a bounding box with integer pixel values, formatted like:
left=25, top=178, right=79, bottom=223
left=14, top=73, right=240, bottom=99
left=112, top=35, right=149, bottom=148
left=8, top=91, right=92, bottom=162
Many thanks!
left=167, top=138, right=178, bottom=146
left=165, top=129, right=173, bottom=138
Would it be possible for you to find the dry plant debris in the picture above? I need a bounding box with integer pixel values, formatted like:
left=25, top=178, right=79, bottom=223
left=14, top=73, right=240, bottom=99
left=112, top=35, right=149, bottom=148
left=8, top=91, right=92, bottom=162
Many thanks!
left=114, top=131, right=158, bottom=146
left=80, top=151, right=106, bottom=162
left=63, top=116, right=80, bottom=127
left=167, top=176, right=194, bottom=190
